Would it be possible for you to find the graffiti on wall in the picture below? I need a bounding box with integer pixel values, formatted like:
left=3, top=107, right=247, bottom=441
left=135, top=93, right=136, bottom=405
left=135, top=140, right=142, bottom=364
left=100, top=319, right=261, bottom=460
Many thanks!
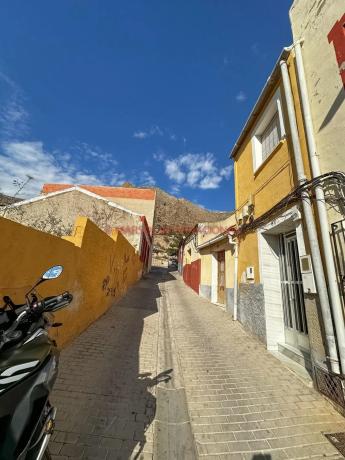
left=102, top=252, right=131, bottom=297
left=328, top=13, right=345, bottom=87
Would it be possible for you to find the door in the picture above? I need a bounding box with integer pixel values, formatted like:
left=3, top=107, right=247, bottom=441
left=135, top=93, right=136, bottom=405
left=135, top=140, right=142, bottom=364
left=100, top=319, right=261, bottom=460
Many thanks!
left=217, top=251, right=225, bottom=305
left=280, top=232, right=309, bottom=351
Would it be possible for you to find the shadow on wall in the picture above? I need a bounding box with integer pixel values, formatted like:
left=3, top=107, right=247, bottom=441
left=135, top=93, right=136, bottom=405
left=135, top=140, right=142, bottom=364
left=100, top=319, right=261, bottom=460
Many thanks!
left=0, top=215, right=143, bottom=348
left=319, top=87, right=345, bottom=131
left=52, top=268, right=175, bottom=458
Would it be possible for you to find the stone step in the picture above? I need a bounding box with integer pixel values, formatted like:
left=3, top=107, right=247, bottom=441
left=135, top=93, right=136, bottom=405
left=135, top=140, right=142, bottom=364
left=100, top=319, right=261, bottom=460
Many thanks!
left=278, top=342, right=312, bottom=370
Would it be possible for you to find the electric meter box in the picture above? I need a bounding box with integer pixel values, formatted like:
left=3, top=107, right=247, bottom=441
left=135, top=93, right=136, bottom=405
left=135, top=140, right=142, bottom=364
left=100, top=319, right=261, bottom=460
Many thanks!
left=299, top=255, right=316, bottom=294
left=246, top=266, right=255, bottom=280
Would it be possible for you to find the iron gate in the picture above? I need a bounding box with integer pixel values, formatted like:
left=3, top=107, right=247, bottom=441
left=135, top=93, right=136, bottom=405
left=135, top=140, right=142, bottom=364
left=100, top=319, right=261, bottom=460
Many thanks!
left=331, top=218, right=345, bottom=305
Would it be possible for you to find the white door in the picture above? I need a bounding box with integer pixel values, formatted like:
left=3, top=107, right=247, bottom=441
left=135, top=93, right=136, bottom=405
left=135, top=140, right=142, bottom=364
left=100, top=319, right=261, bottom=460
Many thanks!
left=280, top=232, right=309, bottom=351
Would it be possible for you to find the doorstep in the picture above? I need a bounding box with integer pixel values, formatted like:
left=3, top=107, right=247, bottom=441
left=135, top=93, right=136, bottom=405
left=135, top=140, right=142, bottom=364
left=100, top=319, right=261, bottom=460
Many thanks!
left=271, top=343, right=314, bottom=387
left=212, top=302, right=226, bottom=310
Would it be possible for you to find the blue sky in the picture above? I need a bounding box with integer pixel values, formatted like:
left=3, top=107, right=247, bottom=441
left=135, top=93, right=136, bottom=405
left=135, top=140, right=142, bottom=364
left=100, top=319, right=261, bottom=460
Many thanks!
left=0, top=0, right=292, bottom=211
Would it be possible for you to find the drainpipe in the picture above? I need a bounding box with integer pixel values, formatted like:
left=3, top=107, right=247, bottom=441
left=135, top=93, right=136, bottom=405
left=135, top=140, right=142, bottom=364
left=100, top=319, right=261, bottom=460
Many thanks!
left=230, top=234, right=239, bottom=321
left=280, top=58, right=340, bottom=374
left=294, top=42, right=345, bottom=373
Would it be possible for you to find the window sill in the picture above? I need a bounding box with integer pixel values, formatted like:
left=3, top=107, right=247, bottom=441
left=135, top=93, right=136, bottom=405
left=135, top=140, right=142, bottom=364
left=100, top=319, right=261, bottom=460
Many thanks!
left=254, top=138, right=286, bottom=177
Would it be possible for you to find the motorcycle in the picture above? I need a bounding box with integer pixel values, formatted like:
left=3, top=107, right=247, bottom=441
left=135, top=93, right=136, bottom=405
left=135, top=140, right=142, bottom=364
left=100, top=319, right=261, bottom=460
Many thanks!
left=0, top=265, right=73, bottom=460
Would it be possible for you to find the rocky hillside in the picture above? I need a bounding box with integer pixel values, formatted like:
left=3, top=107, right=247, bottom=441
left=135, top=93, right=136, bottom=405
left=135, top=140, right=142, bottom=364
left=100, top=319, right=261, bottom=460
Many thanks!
left=152, top=187, right=232, bottom=266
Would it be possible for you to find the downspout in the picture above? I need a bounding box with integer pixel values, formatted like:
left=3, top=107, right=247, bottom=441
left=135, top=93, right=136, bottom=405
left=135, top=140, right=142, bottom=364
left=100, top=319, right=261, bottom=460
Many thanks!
left=232, top=237, right=239, bottom=321
left=294, top=42, right=345, bottom=373
left=280, top=58, right=340, bottom=374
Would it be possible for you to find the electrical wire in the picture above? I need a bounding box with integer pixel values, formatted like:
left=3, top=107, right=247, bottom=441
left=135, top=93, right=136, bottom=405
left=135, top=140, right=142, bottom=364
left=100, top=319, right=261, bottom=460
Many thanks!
left=237, top=171, right=345, bottom=237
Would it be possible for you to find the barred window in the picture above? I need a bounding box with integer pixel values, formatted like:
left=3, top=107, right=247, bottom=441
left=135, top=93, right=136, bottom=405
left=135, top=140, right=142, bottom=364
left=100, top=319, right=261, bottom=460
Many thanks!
left=261, top=112, right=281, bottom=161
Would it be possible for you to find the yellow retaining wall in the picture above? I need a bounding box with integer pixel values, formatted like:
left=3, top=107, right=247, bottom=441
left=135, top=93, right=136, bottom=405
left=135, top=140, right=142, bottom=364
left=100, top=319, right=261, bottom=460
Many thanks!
left=0, top=216, right=142, bottom=348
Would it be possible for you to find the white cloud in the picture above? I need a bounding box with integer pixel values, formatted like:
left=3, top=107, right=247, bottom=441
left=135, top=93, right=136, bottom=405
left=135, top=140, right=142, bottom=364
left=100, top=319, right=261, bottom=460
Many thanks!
left=74, top=142, right=118, bottom=167
left=163, top=153, right=233, bottom=190
left=133, top=131, right=148, bottom=139
left=170, top=184, right=181, bottom=195
left=134, top=125, right=179, bottom=141
left=220, top=165, right=233, bottom=179
left=0, top=73, right=29, bottom=139
left=0, top=141, right=125, bottom=198
left=153, top=151, right=165, bottom=162
left=236, top=91, right=247, bottom=102
left=139, top=171, right=156, bottom=186
left=165, top=159, right=186, bottom=184
left=0, top=74, right=128, bottom=198
left=199, top=175, right=222, bottom=189
left=133, top=125, right=164, bottom=139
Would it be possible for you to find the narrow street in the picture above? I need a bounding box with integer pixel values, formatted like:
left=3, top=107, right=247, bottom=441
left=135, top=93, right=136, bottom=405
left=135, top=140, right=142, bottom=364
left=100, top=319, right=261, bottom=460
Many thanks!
left=51, top=269, right=345, bottom=460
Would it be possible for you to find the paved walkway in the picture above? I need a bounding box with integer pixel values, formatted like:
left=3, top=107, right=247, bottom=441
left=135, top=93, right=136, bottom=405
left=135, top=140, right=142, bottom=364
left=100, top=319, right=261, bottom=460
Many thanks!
left=50, top=270, right=163, bottom=459
left=164, top=274, right=345, bottom=459
left=51, top=269, right=345, bottom=459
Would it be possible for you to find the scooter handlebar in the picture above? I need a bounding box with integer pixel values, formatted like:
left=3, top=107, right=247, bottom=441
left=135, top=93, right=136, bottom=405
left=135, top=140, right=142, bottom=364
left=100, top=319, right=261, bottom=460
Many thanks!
left=41, top=291, right=73, bottom=312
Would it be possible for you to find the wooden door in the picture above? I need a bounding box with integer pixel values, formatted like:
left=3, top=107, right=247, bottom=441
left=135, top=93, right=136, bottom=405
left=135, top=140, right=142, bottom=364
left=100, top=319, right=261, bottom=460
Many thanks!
left=217, top=251, right=225, bottom=305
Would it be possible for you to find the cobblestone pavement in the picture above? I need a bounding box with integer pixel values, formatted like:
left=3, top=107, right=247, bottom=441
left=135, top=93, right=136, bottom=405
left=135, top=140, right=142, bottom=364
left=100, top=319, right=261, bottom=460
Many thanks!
left=50, top=269, right=164, bottom=460
left=165, top=274, right=345, bottom=459
left=51, top=269, right=345, bottom=459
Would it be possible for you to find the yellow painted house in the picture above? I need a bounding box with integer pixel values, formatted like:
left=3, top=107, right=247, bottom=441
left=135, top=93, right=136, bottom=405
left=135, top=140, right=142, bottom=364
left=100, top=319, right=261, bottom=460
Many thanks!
left=179, top=213, right=237, bottom=310
left=230, top=47, right=339, bottom=377
left=197, top=213, right=236, bottom=308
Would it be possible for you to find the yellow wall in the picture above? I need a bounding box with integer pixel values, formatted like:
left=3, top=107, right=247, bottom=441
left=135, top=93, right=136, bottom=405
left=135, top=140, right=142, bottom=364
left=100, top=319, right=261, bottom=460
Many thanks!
left=197, top=214, right=236, bottom=289
left=225, top=247, right=235, bottom=289
left=200, top=253, right=212, bottom=285
left=238, top=232, right=260, bottom=284
left=200, top=240, right=234, bottom=289
left=234, top=52, right=311, bottom=283
left=0, top=216, right=142, bottom=348
left=197, top=213, right=236, bottom=246
left=182, top=237, right=200, bottom=266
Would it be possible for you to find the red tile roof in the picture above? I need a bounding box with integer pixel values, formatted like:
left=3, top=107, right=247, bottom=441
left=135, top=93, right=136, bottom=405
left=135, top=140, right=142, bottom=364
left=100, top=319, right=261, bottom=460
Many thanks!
left=42, top=183, right=156, bottom=200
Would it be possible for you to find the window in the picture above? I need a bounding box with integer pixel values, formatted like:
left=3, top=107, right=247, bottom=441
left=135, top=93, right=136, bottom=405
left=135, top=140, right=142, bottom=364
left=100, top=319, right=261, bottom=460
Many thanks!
left=261, top=112, right=281, bottom=161
left=251, top=89, right=286, bottom=171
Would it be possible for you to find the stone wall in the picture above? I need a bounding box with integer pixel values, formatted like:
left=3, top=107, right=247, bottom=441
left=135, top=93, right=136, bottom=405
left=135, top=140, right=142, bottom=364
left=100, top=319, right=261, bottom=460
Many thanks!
left=238, top=283, right=266, bottom=343
left=5, top=189, right=142, bottom=250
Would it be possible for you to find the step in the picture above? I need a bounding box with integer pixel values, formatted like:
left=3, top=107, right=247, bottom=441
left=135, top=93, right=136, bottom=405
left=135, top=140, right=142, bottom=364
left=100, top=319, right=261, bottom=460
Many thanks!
left=278, top=342, right=312, bottom=371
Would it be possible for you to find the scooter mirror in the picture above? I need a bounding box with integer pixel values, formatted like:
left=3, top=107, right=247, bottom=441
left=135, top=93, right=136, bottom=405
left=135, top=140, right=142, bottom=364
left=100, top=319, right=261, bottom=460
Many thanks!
left=42, top=265, right=63, bottom=280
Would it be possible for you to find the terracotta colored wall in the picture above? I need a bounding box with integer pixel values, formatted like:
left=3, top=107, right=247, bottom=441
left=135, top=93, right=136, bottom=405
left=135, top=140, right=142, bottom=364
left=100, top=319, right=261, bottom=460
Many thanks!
left=0, top=216, right=143, bottom=348
left=183, top=259, right=201, bottom=294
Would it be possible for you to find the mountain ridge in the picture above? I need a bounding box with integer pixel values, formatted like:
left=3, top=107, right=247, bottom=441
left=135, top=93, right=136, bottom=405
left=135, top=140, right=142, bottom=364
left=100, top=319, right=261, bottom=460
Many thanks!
left=149, top=186, right=232, bottom=265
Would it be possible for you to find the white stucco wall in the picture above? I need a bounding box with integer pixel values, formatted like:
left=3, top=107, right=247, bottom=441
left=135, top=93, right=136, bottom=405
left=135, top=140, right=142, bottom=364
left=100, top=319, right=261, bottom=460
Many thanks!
left=290, top=1, right=345, bottom=184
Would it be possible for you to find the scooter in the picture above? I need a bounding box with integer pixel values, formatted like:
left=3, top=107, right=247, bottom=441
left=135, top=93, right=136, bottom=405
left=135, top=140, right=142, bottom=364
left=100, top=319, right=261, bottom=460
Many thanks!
left=0, top=265, right=73, bottom=460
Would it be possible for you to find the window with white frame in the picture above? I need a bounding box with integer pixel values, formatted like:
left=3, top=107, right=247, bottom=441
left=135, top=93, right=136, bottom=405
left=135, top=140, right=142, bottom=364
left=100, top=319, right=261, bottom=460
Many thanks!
left=252, top=89, right=286, bottom=171
left=261, top=112, right=281, bottom=161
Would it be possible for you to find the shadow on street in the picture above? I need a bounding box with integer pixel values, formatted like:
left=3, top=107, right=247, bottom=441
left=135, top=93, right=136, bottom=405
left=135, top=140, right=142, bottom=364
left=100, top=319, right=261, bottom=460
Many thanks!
left=52, top=267, right=173, bottom=459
